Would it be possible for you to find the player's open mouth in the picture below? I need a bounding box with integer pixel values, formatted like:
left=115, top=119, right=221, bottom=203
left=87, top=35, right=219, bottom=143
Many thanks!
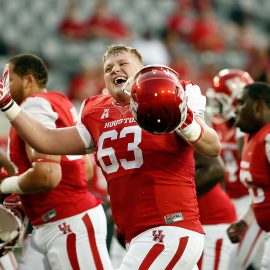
left=114, top=77, right=127, bottom=86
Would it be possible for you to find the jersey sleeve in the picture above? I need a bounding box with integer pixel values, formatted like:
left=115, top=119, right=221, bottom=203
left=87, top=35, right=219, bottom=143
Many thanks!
left=21, top=97, right=57, bottom=128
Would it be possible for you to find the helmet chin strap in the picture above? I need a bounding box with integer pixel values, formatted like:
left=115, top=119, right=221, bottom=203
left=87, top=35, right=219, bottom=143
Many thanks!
left=122, top=78, right=134, bottom=97
left=122, top=88, right=131, bottom=97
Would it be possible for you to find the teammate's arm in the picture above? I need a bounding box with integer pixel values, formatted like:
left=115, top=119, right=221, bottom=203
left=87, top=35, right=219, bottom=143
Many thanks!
left=0, top=149, right=15, bottom=176
left=22, top=144, right=62, bottom=192
left=191, top=115, right=221, bottom=157
left=194, top=153, right=225, bottom=196
left=12, top=111, right=86, bottom=155
left=0, top=67, right=86, bottom=155
left=0, top=144, right=61, bottom=194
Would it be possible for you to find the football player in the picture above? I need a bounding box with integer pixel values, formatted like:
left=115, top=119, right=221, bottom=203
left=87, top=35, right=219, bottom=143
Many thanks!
left=227, top=82, right=270, bottom=270
left=0, top=44, right=221, bottom=269
left=206, top=69, right=265, bottom=269
left=0, top=54, right=113, bottom=269
left=206, top=68, right=253, bottom=210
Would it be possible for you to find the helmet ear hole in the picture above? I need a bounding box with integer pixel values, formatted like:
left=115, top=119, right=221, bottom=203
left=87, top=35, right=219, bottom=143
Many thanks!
left=130, top=65, right=184, bottom=134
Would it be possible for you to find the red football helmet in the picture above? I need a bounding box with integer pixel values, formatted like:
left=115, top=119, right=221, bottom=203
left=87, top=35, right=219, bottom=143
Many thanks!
left=206, top=68, right=253, bottom=123
left=0, top=195, right=29, bottom=257
left=130, top=65, right=185, bottom=134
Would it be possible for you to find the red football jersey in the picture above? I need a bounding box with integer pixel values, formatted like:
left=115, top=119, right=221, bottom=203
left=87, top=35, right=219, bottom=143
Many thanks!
left=76, top=95, right=204, bottom=243
left=240, top=124, right=270, bottom=232
left=8, top=92, right=100, bottom=225
left=212, top=121, right=249, bottom=199
left=197, top=184, right=237, bottom=225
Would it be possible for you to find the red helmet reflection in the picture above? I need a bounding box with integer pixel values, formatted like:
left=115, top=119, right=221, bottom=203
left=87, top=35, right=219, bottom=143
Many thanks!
left=130, top=65, right=185, bottom=134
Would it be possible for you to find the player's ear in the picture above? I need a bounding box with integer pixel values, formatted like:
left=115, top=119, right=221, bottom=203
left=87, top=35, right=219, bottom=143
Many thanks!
left=253, top=99, right=264, bottom=119
left=256, top=99, right=264, bottom=112
left=23, top=75, right=34, bottom=89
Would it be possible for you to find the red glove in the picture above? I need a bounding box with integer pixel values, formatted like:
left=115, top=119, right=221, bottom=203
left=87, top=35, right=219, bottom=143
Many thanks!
left=0, top=65, right=13, bottom=111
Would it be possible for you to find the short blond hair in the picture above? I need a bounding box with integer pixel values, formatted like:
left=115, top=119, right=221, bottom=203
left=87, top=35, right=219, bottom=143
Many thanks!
left=103, top=44, right=144, bottom=65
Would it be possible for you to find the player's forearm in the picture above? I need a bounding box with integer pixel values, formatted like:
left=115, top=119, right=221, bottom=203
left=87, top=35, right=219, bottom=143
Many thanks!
left=11, top=109, right=54, bottom=154
left=192, top=124, right=221, bottom=157
left=195, top=162, right=224, bottom=195
left=0, top=164, right=62, bottom=194
left=20, top=164, right=62, bottom=193
left=11, top=110, right=86, bottom=155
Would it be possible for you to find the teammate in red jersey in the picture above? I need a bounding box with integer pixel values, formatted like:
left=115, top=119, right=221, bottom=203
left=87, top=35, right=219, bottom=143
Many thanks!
left=227, top=82, right=270, bottom=270
left=0, top=44, right=221, bottom=269
left=194, top=153, right=237, bottom=270
left=206, top=68, right=253, bottom=205
left=0, top=54, right=113, bottom=270
left=206, top=68, right=265, bottom=269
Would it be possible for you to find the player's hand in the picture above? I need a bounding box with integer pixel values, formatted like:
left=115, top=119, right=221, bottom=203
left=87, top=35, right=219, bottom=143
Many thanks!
left=0, top=65, right=13, bottom=110
left=227, top=220, right=248, bottom=243
left=176, top=81, right=204, bottom=143
left=183, top=80, right=206, bottom=115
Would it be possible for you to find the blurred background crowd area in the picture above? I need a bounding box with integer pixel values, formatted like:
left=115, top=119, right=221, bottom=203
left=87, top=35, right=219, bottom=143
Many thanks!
left=0, top=0, right=270, bottom=140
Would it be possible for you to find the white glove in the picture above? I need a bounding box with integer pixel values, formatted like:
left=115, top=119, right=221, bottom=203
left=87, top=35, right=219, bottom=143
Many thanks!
left=185, top=82, right=206, bottom=116
left=175, top=81, right=204, bottom=143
